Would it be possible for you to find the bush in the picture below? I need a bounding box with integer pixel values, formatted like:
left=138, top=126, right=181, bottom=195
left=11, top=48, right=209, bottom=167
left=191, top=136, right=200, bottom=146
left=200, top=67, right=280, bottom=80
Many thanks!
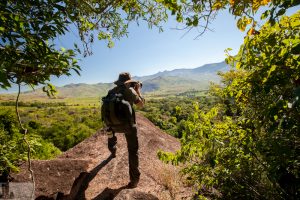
left=159, top=12, right=300, bottom=199
left=0, top=111, right=27, bottom=175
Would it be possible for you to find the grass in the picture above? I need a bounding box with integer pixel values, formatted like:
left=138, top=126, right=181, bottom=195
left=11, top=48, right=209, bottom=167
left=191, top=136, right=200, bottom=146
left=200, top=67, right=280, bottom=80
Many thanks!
left=0, top=93, right=101, bottom=106
left=156, top=163, right=190, bottom=199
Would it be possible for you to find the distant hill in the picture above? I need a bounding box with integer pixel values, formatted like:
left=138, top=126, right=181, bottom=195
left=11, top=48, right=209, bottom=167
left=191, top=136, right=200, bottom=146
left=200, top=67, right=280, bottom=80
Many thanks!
left=17, top=83, right=114, bottom=99
left=141, top=76, right=210, bottom=94
left=47, top=82, right=114, bottom=98
left=137, top=61, right=229, bottom=94
left=1, top=61, right=229, bottom=100
left=134, top=61, right=228, bottom=82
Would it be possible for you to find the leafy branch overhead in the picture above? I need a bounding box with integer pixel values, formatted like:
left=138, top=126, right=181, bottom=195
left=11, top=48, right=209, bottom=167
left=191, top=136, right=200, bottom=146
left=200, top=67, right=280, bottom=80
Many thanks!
left=162, top=0, right=299, bottom=37
left=0, top=0, right=169, bottom=91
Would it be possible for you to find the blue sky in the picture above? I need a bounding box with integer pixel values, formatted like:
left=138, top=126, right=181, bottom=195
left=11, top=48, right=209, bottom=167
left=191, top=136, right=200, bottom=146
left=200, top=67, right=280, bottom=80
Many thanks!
left=52, top=9, right=246, bottom=86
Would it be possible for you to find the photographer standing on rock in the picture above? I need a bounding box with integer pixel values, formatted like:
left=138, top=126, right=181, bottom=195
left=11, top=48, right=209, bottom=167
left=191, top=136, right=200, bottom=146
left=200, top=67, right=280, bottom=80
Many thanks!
left=103, top=72, right=145, bottom=188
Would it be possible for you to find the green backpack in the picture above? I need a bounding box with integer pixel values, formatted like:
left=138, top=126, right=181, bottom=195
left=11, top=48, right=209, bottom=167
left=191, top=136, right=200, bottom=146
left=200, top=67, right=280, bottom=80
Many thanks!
left=101, top=88, right=133, bottom=128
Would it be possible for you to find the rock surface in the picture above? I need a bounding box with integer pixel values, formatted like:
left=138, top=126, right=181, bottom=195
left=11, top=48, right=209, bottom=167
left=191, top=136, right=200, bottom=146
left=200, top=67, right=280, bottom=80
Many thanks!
left=12, top=114, right=193, bottom=199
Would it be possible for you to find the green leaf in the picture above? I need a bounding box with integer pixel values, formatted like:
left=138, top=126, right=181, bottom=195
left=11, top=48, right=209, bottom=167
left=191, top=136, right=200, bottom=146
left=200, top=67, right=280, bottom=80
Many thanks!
left=261, top=10, right=270, bottom=20
left=276, top=8, right=286, bottom=17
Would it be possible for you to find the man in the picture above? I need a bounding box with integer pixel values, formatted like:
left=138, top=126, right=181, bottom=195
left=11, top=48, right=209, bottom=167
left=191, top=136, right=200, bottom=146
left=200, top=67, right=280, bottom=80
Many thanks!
left=107, top=72, right=145, bottom=188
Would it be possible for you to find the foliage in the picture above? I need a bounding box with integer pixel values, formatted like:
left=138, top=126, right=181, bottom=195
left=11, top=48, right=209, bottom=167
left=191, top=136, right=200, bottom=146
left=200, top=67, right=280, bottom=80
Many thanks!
left=0, top=101, right=66, bottom=107
left=0, top=100, right=103, bottom=176
left=1, top=103, right=103, bottom=152
left=0, top=110, right=26, bottom=174
left=0, top=110, right=60, bottom=176
left=30, top=138, right=61, bottom=160
left=0, top=0, right=169, bottom=92
left=159, top=12, right=300, bottom=199
left=161, top=0, right=299, bottom=36
left=139, top=96, right=215, bottom=138
left=0, top=0, right=79, bottom=94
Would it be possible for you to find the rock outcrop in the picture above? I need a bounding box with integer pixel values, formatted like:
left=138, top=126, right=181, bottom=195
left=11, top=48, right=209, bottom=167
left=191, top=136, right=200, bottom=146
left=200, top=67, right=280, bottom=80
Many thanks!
left=12, top=114, right=193, bottom=199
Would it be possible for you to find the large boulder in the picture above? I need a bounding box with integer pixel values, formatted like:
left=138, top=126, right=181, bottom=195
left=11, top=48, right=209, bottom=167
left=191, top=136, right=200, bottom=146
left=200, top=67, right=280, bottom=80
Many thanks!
left=12, top=114, right=193, bottom=199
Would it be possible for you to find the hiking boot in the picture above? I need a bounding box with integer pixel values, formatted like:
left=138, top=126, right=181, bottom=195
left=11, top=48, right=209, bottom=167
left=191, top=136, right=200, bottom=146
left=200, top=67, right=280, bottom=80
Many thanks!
left=127, top=181, right=139, bottom=189
left=108, top=134, right=117, bottom=157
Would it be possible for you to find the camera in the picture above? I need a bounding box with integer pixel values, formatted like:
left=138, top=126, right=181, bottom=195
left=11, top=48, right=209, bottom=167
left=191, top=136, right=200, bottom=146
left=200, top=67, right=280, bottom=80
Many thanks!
left=130, top=81, right=143, bottom=88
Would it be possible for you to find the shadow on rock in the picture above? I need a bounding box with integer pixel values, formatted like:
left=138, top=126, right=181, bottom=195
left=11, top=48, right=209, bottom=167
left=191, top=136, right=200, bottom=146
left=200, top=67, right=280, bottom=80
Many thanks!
left=93, top=187, right=159, bottom=200
left=65, top=154, right=116, bottom=200
left=36, top=154, right=115, bottom=200
left=92, top=185, right=128, bottom=200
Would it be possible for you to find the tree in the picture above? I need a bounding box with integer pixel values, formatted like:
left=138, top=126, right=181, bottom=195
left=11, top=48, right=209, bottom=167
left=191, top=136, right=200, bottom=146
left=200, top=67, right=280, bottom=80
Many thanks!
left=159, top=10, right=300, bottom=200
left=0, top=0, right=169, bottom=92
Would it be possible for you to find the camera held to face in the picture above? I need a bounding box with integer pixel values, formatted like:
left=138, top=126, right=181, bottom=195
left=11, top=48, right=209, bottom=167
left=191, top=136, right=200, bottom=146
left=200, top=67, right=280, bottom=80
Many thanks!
left=130, top=81, right=142, bottom=89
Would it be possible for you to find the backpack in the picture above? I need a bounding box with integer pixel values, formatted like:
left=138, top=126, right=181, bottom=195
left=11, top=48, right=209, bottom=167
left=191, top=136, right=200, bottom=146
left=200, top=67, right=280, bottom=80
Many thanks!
left=101, top=88, right=133, bottom=128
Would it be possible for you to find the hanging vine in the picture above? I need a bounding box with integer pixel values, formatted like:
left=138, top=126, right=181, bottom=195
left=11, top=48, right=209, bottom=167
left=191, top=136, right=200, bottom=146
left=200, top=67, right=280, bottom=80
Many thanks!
left=15, top=84, right=35, bottom=199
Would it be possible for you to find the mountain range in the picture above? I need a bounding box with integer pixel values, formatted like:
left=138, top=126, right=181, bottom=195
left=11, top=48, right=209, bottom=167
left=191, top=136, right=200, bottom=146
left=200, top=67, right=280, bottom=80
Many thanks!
left=3, top=61, right=229, bottom=99
left=134, top=61, right=228, bottom=95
